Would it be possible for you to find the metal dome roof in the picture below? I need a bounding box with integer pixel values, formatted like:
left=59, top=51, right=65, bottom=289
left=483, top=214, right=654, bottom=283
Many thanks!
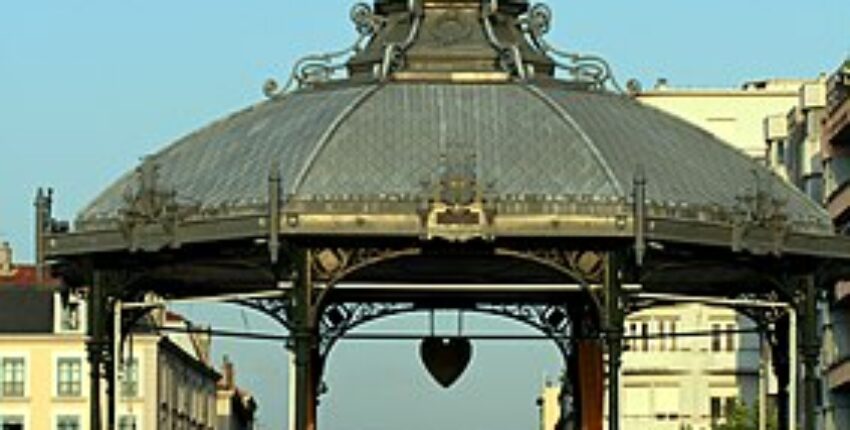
left=78, top=80, right=827, bottom=228
left=69, top=0, right=833, bottom=248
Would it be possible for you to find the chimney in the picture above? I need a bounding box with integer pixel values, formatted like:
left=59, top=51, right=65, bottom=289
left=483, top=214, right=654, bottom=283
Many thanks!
left=222, top=355, right=235, bottom=389
left=0, top=242, right=12, bottom=275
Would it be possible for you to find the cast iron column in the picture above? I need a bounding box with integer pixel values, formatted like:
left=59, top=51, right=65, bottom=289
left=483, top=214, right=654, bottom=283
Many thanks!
left=605, top=253, right=623, bottom=430
left=87, top=271, right=120, bottom=430
left=293, top=250, right=319, bottom=430
left=772, top=316, right=791, bottom=430
left=800, top=275, right=820, bottom=430
left=87, top=271, right=106, bottom=430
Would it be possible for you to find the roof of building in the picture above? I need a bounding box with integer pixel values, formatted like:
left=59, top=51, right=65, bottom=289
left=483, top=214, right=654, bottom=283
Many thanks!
left=47, top=0, right=844, bottom=262
left=0, top=285, right=55, bottom=335
left=0, top=262, right=60, bottom=334
left=75, top=80, right=828, bottom=231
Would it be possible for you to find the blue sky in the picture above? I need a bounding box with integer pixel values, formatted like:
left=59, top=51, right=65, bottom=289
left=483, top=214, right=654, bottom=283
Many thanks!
left=2, top=1, right=849, bottom=429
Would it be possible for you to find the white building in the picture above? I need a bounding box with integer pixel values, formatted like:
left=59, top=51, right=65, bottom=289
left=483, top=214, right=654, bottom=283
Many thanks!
left=621, top=305, right=762, bottom=429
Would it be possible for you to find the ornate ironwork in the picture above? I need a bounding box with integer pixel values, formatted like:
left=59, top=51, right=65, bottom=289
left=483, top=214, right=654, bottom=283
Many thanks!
left=378, top=0, right=424, bottom=78
left=521, top=3, right=622, bottom=91
left=118, top=157, right=197, bottom=251
left=418, top=150, right=498, bottom=242
left=234, top=295, right=293, bottom=334
left=264, top=3, right=385, bottom=97
left=497, top=248, right=605, bottom=284
left=482, top=2, right=527, bottom=79
left=732, top=170, right=790, bottom=255
left=310, top=247, right=421, bottom=284
left=319, top=302, right=417, bottom=356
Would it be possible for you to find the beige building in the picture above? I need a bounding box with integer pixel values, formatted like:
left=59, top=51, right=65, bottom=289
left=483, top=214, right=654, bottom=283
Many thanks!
left=0, top=244, right=256, bottom=430
left=636, top=78, right=814, bottom=160
left=764, top=79, right=829, bottom=201
left=620, top=305, right=761, bottom=430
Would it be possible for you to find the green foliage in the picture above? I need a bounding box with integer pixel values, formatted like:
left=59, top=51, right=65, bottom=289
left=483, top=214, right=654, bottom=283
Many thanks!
left=714, top=400, right=778, bottom=430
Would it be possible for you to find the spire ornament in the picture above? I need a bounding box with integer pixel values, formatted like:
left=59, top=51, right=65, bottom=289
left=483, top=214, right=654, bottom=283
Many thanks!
left=522, top=3, right=623, bottom=91
left=263, top=3, right=385, bottom=98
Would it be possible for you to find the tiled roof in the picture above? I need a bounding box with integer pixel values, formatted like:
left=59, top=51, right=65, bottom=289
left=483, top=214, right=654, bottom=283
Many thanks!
left=76, top=81, right=830, bottom=231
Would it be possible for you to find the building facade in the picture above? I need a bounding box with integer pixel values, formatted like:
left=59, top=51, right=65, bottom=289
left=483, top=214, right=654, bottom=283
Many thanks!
left=764, top=79, right=829, bottom=202
left=215, top=357, right=257, bottom=430
left=819, top=59, right=850, bottom=430
left=636, top=79, right=814, bottom=160
left=621, top=305, right=761, bottom=430
left=0, top=243, right=256, bottom=430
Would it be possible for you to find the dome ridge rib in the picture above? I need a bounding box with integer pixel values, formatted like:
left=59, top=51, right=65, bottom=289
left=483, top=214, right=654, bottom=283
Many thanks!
left=522, top=84, right=625, bottom=196
left=289, top=84, right=385, bottom=196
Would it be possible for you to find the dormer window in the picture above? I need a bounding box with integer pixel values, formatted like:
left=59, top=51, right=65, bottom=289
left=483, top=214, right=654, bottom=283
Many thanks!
left=61, top=302, right=81, bottom=332
left=54, top=293, right=85, bottom=334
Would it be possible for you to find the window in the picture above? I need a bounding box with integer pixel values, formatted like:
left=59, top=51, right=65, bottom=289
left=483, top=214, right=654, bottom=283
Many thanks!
left=60, top=302, right=81, bottom=332
left=118, top=416, right=136, bottom=430
left=121, top=358, right=139, bottom=398
left=711, top=324, right=722, bottom=352
left=726, top=324, right=736, bottom=352
left=627, top=322, right=638, bottom=351
left=725, top=397, right=737, bottom=417
left=658, top=320, right=666, bottom=352
left=710, top=397, right=723, bottom=423
left=1, top=358, right=25, bottom=397
left=669, top=321, right=677, bottom=351
left=57, top=358, right=82, bottom=397
left=56, top=416, right=79, bottom=430
left=641, top=322, right=649, bottom=352
left=0, top=416, right=24, bottom=430
left=776, top=140, right=786, bottom=165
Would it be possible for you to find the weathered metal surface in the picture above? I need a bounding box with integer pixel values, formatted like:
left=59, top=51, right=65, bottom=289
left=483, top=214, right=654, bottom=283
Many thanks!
left=73, top=81, right=830, bottom=239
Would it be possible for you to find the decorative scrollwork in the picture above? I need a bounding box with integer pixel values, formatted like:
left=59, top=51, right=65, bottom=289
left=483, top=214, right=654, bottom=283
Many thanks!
left=119, top=157, right=197, bottom=251
left=521, top=3, right=622, bottom=91
left=418, top=150, right=498, bottom=242
left=319, top=302, right=416, bottom=356
left=732, top=170, right=790, bottom=256
left=233, top=296, right=293, bottom=333
left=475, top=302, right=573, bottom=358
left=499, top=248, right=605, bottom=284
left=482, top=3, right=527, bottom=79
left=315, top=300, right=575, bottom=360
left=264, top=3, right=385, bottom=98
left=351, top=3, right=385, bottom=36
left=378, top=2, right=424, bottom=78
left=310, top=247, right=420, bottom=284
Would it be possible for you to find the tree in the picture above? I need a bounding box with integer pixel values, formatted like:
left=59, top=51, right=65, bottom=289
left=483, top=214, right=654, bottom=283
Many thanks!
left=715, top=400, right=778, bottom=430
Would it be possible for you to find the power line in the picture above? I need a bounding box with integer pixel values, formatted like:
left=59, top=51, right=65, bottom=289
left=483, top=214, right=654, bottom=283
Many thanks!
left=153, top=325, right=761, bottom=343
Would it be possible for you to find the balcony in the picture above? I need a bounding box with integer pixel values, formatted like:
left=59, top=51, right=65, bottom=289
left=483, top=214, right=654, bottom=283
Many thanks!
left=828, top=355, right=850, bottom=392
left=823, top=64, right=850, bottom=158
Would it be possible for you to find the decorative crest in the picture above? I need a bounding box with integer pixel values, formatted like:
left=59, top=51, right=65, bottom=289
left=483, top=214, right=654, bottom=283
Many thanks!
left=731, top=170, right=790, bottom=255
left=119, top=157, right=196, bottom=251
left=418, top=147, right=497, bottom=242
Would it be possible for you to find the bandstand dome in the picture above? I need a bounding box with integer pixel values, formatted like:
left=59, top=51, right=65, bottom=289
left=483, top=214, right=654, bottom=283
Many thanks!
left=70, top=0, right=831, bottom=245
